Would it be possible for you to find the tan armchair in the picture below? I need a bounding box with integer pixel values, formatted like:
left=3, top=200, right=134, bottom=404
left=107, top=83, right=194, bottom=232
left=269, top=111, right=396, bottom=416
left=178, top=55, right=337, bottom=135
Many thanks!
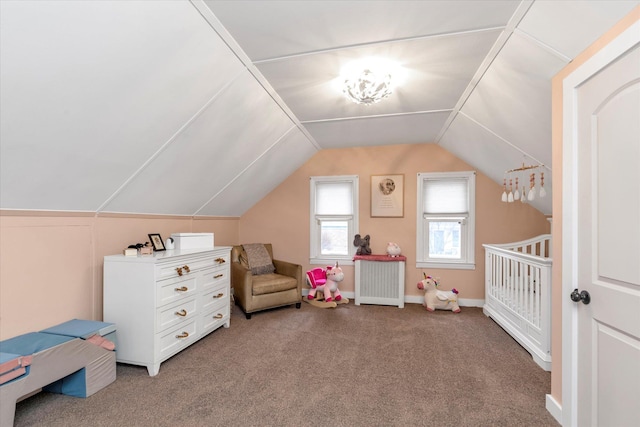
left=231, top=244, right=302, bottom=319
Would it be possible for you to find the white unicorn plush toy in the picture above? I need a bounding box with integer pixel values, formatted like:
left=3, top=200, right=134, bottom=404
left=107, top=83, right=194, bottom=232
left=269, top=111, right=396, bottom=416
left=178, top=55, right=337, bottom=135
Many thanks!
left=417, top=273, right=461, bottom=313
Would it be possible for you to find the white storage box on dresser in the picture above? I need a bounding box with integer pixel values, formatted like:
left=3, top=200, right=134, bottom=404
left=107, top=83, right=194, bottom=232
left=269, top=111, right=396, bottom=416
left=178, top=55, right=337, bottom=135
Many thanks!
left=103, top=247, right=231, bottom=376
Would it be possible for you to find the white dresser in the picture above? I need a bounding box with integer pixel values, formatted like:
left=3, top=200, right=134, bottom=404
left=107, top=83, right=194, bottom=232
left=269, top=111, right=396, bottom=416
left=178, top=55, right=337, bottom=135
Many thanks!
left=103, top=247, right=231, bottom=376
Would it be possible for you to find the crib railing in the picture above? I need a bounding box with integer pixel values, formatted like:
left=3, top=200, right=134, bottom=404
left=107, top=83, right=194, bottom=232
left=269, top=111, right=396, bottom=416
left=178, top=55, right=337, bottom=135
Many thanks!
left=483, top=234, right=552, bottom=371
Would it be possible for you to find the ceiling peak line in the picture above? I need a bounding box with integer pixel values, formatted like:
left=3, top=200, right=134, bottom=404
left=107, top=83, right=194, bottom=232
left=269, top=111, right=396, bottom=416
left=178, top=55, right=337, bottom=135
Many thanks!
left=95, top=69, right=246, bottom=213
left=192, top=125, right=299, bottom=216
left=252, top=26, right=508, bottom=65
left=190, top=0, right=321, bottom=151
left=454, top=110, right=551, bottom=173
left=514, top=28, right=572, bottom=63
left=190, top=0, right=253, bottom=67
left=243, top=62, right=322, bottom=150
left=434, top=0, right=536, bottom=144
left=300, top=109, right=453, bottom=125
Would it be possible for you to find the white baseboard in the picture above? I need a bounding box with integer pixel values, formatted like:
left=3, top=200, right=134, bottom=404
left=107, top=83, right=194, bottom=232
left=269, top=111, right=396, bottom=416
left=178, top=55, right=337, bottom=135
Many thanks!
left=546, top=394, right=562, bottom=425
left=302, top=291, right=484, bottom=308
left=404, top=295, right=484, bottom=307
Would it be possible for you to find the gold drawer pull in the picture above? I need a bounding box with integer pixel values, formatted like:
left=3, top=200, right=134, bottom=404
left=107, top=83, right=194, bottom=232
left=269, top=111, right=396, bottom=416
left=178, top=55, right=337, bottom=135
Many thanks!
left=175, top=265, right=190, bottom=276
left=175, top=286, right=188, bottom=292
left=214, top=274, right=224, bottom=279
left=212, top=293, right=224, bottom=299
left=213, top=314, right=223, bottom=319
left=175, top=332, right=189, bottom=339
left=175, top=309, right=187, bottom=317
left=215, top=258, right=226, bottom=264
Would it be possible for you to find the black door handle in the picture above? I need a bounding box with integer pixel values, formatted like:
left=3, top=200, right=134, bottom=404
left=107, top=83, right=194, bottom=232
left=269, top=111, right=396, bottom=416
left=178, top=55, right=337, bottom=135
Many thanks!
left=570, top=289, right=591, bottom=305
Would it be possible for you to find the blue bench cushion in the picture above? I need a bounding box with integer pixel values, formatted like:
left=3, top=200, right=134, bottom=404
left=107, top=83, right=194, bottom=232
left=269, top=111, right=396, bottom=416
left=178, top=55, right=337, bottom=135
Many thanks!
left=40, top=319, right=116, bottom=339
left=0, top=332, right=74, bottom=357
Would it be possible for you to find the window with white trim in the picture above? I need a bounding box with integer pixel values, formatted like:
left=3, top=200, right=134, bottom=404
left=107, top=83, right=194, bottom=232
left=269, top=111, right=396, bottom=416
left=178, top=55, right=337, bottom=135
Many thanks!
left=416, top=171, right=475, bottom=269
left=310, top=175, right=358, bottom=265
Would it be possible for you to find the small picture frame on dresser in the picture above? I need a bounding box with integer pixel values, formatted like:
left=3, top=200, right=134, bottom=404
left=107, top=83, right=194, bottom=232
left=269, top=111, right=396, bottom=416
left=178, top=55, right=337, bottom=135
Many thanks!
left=148, top=234, right=165, bottom=251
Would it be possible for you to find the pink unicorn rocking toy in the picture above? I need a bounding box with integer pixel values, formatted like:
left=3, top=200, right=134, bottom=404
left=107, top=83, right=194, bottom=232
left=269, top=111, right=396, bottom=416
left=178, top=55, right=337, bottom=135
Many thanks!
left=305, top=262, right=348, bottom=308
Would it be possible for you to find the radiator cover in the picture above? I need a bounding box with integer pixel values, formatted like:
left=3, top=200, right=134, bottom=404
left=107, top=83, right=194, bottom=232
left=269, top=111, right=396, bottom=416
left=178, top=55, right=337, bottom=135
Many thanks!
left=354, top=256, right=405, bottom=308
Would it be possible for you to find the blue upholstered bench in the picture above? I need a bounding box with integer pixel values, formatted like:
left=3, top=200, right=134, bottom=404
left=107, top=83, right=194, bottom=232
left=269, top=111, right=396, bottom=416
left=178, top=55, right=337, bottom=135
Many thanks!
left=0, top=320, right=116, bottom=426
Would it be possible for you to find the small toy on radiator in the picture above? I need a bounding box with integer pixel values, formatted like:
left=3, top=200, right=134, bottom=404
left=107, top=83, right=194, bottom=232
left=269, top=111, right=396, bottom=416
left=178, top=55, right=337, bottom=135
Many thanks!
left=417, top=273, right=461, bottom=313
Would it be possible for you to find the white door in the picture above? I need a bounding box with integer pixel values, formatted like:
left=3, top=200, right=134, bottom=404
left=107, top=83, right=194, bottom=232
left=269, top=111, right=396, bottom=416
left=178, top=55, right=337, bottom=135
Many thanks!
left=565, top=35, right=640, bottom=426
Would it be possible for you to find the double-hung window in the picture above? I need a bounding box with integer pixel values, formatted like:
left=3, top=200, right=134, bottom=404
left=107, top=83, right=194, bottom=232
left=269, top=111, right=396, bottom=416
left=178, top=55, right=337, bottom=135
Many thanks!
left=416, top=171, right=475, bottom=269
left=309, top=175, right=358, bottom=265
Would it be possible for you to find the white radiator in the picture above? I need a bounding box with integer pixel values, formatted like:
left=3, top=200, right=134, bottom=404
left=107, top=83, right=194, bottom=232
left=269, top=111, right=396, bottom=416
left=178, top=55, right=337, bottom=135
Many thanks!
left=354, top=257, right=405, bottom=308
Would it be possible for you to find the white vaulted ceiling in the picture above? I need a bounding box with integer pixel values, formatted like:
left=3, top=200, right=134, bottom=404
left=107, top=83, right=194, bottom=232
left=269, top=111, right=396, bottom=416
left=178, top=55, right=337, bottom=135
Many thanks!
left=1, top=1, right=637, bottom=216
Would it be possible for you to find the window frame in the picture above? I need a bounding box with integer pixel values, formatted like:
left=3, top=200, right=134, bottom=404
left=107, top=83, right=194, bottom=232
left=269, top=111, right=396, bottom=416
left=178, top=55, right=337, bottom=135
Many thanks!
left=309, top=175, right=359, bottom=265
left=416, top=171, right=476, bottom=270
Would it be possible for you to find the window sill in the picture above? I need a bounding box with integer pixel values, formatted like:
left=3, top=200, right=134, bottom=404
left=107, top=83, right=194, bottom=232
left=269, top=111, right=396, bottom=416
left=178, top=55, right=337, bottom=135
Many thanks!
left=416, top=261, right=475, bottom=270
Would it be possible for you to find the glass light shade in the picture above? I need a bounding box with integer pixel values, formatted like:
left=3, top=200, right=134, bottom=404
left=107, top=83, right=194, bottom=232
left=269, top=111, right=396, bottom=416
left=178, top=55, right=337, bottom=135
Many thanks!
left=343, top=69, right=392, bottom=105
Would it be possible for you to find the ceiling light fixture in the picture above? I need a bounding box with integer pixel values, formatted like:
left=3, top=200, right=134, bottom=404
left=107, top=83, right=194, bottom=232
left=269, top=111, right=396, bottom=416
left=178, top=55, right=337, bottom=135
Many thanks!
left=342, top=68, right=393, bottom=105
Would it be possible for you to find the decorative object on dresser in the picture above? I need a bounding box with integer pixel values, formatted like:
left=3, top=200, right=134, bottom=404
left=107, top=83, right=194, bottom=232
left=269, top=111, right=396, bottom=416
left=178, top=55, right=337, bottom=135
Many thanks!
left=103, top=246, right=231, bottom=376
left=353, top=254, right=406, bottom=308
left=165, top=237, right=175, bottom=250
left=231, top=243, right=302, bottom=319
left=171, top=233, right=214, bottom=250
left=127, top=242, right=153, bottom=255
left=148, top=233, right=165, bottom=251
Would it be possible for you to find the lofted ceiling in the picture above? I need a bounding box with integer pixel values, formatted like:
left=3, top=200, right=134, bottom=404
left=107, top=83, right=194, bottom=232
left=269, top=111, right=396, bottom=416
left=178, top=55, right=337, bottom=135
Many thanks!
left=1, top=1, right=637, bottom=216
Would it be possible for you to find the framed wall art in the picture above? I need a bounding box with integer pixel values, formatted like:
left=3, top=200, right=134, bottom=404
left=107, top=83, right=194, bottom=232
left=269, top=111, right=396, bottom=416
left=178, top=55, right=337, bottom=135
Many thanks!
left=371, top=174, right=404, bottom=217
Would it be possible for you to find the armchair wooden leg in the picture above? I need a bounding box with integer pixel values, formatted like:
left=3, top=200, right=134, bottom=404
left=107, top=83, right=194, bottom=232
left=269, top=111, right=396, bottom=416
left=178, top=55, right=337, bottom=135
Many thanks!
left=295, top=302, right=301, bottom=309
left=245, top=312, right=252, bottom=320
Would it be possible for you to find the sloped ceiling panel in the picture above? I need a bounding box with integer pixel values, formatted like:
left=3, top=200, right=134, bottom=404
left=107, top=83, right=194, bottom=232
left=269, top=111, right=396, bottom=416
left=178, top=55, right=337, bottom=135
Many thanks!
left=256, top=29, right=503, bottom=125
left=197, top=128, right=317, bottom=216
left=0, top=0, right=244, bottom=211
left=459, top=32, right=569, bottom=168
left=204, top=1, right=520, bottom=60
left=2, top=1, right=638, bottom=217
left=101, top=71, right=300, bottom=215
left=304, top=112, right=451, bottom=149
left=440, top=113, right=552, bottom=215
left=518, top=0, right=640, bottom=59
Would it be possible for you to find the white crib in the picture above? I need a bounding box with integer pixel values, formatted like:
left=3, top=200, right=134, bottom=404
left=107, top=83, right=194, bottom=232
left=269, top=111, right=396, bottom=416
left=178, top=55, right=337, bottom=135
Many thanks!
left=483, top=234, right=552, bottom=371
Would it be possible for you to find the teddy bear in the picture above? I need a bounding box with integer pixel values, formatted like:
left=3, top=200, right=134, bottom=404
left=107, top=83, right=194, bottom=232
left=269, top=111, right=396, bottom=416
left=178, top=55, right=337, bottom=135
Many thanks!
left=353, top=234, right=372, bottom=255
left=417, top=273, right=461, bottom=313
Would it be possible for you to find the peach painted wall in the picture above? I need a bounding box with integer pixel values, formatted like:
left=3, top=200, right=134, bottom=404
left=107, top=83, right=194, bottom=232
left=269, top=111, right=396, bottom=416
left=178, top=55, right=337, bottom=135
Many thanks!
left=549, top=5, right=640, bottom=406
left=240, top=143, right=550, bottom=301
left=0, top=212, right=239, bottom=339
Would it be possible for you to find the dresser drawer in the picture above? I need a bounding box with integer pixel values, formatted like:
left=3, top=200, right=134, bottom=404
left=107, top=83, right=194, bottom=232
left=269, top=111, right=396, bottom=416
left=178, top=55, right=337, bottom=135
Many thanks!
left=201, top=303, right=230, bottom=333
left=157, top=297, right=197, bottom=333
left=201, top=284, right=229, bottom=313
left=158, top=320, right=197, bottom=360
left=155, top=254, right=218, bottom=281
left=157, top=276, right=197, bottom=307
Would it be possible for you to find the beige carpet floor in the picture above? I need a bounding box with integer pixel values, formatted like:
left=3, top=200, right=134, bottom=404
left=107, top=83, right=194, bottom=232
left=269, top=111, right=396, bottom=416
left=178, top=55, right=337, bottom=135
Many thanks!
left=13, top=302, right=559, bottom=426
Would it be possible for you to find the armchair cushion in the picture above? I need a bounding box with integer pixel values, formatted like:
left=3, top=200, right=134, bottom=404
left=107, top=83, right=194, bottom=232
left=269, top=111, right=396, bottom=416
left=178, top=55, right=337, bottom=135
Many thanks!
left=252, top=273, right=298, bottom=296
left=241, top=243, right=276, bottom=275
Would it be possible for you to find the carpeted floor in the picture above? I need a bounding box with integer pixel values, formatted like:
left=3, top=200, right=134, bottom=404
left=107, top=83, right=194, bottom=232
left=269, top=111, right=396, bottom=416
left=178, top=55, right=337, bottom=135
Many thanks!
left=13, top=302, right=559, bottom=426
